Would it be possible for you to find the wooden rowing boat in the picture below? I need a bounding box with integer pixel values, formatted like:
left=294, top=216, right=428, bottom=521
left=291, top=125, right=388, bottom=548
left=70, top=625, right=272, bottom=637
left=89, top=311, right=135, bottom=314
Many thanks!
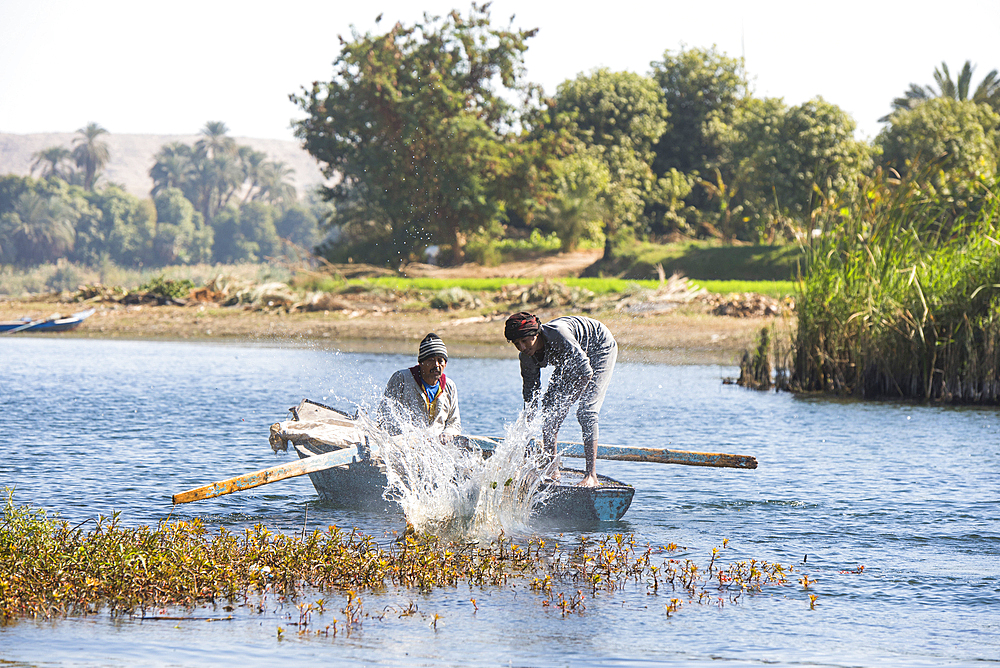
left=270, top=399, right=636, bottom=523
left=173, top=399, right=756, bottom=527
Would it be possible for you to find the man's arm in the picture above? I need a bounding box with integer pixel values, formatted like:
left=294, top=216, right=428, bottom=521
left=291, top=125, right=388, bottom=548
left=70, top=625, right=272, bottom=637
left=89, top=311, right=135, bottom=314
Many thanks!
left=520, top=353, right=542, bottom=405
left=443, top=380, right=462, bottom=435
left=376, top=371, right=405, bottom=429
left=538, top=331, right=594, bottom=452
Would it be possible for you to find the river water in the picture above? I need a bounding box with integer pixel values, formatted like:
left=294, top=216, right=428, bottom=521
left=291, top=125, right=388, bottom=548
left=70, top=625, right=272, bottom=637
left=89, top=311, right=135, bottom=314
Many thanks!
left=1, top=337, right=997, bottom=667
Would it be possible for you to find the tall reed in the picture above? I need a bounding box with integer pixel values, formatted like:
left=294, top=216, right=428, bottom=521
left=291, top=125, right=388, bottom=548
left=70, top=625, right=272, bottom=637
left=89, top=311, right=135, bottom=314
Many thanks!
left=794, top=170, right=1000, bottom=402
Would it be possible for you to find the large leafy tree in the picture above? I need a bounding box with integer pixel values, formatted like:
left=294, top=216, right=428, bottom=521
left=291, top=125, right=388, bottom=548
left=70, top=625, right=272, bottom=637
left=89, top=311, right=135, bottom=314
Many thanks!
left=275, top=205, right=320, bottom=252
left=72, top=123, right=111, bottom=190
left=73, top=186, right=155, bottom=266
left=650, top=46, right=747, bottom=177
left=211, top=202, right=280, bottom=263
left=710, top=97, right=873, bottom=240
left=152, top=187, right=213, bottom=265
left=883, top=60, right=1000, bottom=120
left=876, top=97, right=1000, bottom=188
left=553, top=68, right=668, bottom=256
left=535, top=151, right=610, bottom=252
left=292, top=4, right=553, bottom=265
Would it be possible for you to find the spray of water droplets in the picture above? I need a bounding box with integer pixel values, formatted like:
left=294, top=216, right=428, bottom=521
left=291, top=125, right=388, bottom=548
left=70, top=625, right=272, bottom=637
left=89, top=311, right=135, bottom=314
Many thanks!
left=359, top=404, right=554, bottom=542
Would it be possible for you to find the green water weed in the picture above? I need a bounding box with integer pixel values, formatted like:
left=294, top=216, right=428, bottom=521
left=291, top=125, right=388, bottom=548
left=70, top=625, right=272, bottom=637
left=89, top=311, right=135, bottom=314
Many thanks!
left=1, top=493, right=790, bottom=624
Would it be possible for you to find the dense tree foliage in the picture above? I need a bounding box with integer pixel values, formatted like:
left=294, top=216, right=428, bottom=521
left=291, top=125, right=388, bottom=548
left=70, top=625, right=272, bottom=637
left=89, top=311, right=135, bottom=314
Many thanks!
left=2, top=19, right=998, bottom=273
left=0, top=120, right=315, bottom=269
left=554, top=68, right=668, bottom=255
left=878, top=98, right=999, bottom=177
left=650, top=46, right=746, bottom=177
left=150, top=123, right=298, bottom=223
left=292, top=4, right=559, bottom=265
left=535, top=151, right=610, bottom=251
left=710, top=97, right=874, bottom=240
left=74, top=186, right=155, bottom=266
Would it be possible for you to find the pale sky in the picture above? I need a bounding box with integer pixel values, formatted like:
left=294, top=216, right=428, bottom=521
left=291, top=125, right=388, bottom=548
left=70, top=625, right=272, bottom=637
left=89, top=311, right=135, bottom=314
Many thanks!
left=1, top=0, right=998, bottom=143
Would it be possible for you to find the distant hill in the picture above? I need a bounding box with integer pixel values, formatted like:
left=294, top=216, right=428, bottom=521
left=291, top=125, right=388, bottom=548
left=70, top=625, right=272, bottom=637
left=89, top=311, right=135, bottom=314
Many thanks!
left=0, top=132, right=330, bottom=199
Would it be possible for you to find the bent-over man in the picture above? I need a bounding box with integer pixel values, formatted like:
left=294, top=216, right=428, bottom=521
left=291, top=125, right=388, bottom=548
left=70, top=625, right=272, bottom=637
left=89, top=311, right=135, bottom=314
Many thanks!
left=377, top=333, right=461, bottom=439
left=504, top=312, right=618, bottom=487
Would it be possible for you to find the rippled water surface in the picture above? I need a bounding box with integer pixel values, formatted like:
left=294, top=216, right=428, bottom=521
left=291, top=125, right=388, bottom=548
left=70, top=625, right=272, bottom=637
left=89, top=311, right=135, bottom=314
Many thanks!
left=1, top=337, right=998, bottom=667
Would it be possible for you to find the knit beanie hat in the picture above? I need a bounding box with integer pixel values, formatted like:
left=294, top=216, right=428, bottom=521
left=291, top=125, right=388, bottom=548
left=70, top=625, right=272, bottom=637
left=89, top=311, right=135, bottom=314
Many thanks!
left=418, top=333, right=448, bottom=362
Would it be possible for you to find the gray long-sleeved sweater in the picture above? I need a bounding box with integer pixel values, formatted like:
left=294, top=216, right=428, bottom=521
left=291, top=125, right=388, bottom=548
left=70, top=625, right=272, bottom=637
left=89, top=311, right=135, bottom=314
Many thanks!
left=518, top=316, right=617, bottom=442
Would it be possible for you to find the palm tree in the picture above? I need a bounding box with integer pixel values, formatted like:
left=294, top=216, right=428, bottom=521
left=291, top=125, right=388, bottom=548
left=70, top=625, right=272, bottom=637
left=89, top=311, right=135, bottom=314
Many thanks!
left=30, top=146, right=74, bottom=180
left=150, top=142, right=194, bottom=196
left=256, top=161, right=297, bottom=206
left=5, top=191, right=77, bottom=264
left=882, top=60, right=1000, bottom=120
left=195, top=121, right=237, bottom=159
left=71, top=122, right=110, bottom=190
left=238, top=146, right=268, bottom=204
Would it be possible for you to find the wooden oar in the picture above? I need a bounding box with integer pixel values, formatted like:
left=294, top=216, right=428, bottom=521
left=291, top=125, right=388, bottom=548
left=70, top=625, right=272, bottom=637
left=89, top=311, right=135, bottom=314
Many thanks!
left=172, top=445, right=359, bottom=504
left=468, top=436, right=756, bottom=469
left=5, top=317, right=45, bottom=334
left=562, top=442, right=757, bottom=469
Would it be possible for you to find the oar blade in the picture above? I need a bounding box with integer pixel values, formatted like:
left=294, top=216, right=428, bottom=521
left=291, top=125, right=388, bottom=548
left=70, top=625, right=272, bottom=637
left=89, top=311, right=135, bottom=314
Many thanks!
left=172, top=445, right=359, bottom=504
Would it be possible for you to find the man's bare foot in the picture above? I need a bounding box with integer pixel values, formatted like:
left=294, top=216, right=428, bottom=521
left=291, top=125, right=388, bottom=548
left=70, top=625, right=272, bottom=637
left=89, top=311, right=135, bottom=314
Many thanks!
left=577, top=473, right=600, bottom=488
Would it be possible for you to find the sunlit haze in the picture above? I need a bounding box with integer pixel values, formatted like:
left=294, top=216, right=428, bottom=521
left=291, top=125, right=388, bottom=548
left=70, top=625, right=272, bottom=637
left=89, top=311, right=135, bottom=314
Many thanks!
left=1, top=0, right=997, bottom=142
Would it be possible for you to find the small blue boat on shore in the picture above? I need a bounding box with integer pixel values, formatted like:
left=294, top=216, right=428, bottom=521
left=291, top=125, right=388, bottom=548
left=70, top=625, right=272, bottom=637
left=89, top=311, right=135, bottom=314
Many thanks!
left=0, top=308, right=95, bottom=334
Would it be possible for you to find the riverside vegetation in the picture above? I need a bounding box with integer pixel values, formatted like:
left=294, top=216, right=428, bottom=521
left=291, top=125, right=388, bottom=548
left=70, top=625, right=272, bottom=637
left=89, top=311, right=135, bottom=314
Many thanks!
left=740, top=171, right=1000, bottom=404
left=0, top=491, right=793, bottom=627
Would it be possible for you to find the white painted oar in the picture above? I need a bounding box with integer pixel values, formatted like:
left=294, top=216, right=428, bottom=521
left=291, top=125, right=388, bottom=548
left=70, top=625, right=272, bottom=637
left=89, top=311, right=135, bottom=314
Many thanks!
left=172, top=445, right=360, bottom=504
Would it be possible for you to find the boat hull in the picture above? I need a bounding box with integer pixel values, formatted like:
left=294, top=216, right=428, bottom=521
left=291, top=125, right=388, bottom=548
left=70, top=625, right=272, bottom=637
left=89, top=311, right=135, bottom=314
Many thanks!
left=273, top=399, right=635, bottom=523
left=0, top=309, right=95, bottom=333
left=296, top=447, right=634, bottom=523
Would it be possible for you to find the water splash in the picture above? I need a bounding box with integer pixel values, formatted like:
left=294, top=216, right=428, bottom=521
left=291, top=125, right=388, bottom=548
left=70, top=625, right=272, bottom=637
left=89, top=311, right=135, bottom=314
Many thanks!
left=361, top=405, right=553, bottom=542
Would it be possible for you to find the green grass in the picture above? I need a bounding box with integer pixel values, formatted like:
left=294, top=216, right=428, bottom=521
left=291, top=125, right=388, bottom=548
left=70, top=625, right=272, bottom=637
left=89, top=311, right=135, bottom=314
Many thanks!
left=1, top=248, right=801, bottom=300
left=614, top=241, right=804, bottom=281
left=333, top=276, right=795, bottom=297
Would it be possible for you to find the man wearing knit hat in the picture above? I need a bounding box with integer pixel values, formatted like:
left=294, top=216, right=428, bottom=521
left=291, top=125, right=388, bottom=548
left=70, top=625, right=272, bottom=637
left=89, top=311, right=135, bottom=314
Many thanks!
left=504, top=312, right=617, bottom=487
left=376, top=333, right=461, bottom=438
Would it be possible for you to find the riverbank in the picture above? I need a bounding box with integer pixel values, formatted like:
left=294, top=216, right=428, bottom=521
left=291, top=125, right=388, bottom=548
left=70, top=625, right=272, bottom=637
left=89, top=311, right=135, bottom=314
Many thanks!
left=0, top=298, right=791, bottom=365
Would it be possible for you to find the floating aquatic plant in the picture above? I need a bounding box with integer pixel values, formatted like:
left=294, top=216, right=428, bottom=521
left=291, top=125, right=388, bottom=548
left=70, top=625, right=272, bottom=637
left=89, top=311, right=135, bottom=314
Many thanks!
left=1, top=490, right=794, bottom=625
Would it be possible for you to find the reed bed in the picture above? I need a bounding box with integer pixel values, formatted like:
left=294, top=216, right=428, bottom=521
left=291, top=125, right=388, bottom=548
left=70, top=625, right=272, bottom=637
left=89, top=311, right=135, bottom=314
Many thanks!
left=792, top=171, right=1000, bottom=402
left=0, top=492, right=793, bottom=624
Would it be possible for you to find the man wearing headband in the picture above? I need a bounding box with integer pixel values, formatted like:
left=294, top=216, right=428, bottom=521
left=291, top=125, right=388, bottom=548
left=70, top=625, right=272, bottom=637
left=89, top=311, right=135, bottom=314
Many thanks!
left=377, top=333, right=461, bottom=438
left=504, top=312, right=618, bottom=487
